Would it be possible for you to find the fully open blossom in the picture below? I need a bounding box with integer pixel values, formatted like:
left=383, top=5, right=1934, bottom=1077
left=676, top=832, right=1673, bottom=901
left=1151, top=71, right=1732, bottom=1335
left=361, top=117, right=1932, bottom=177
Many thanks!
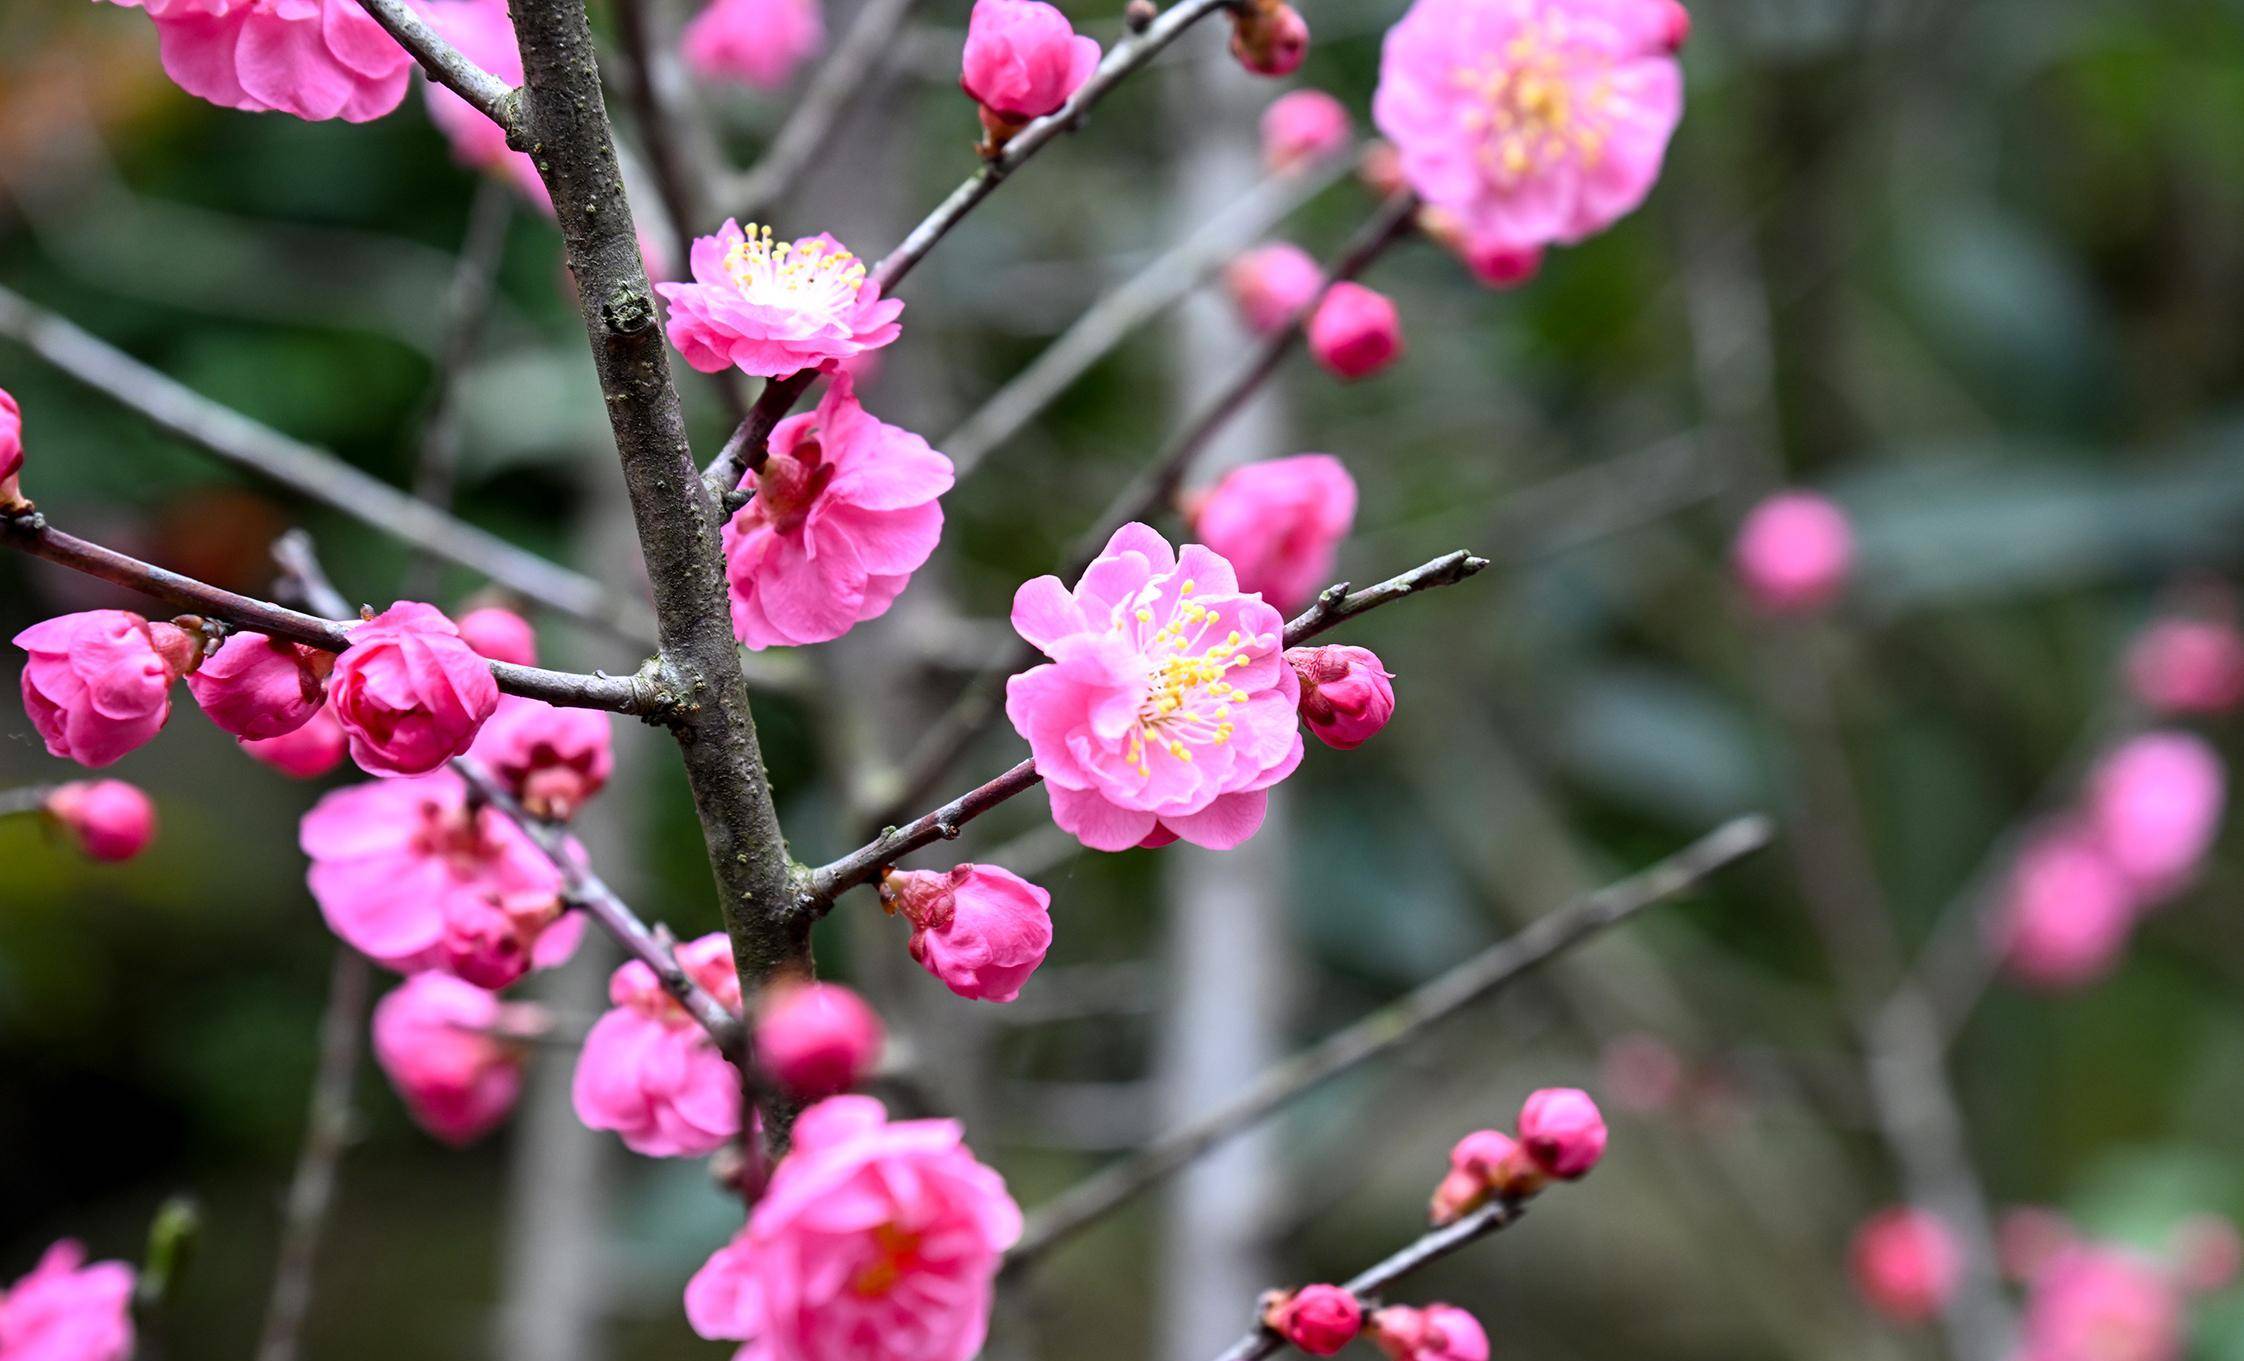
left=722, top=372, right=952, bottom=650
left=99, top=0, right=415, bottom=122
left=1006, top=523, right=1305, bottom=851
left=1, top=387, right=23, bottom=509
left=2019, top=1245, right=2183, bottom=1361
left=45, top=781, right=157, bottom=863
left=2127, top=615, right=2244, bottom=715
left=1518, top=1086, right=1607, bottom=1178
left=1265, top=1285, right=1363, bottom=1356
left=1189, top=454, right=1357, bottom=611
left=1262, top=89, right=1353, bottom=173
left=1851, top=1208, right=1960, bottom=1324
left=301, top=769, right=579, bottom=986
left=16, top=610, right=198, bottom=767
left=0, top=1241, right=134, bottom=1361
left=960, top=0, right=1100, bottom=135
left=1289, top=645, right=1396, bottom=749
left=755, top=981, right=885, bottom=1100
left=1226, top=243, right=1324, bottom=335
left=880, top=864, right=1053, bottom=1002
left=1733, top=490, right=1853, bottom=614
left=372, top=973, right=527, bottom=1145
left=1230, top=0, right=1309, bottom=76
left=468, top=696, right=614, bottom=820
left=683, top=0, right=824, bottom=88
left=685, top=1096, right=1020, bottom=1361
left=2084, top=733, right=2225, bottom=900
left=1428, top=1128, right=1532, bottom=1223
left=241, top=704, right=348, bottom=778
left=184, top=630, right=331, bottom=740
left=659, top=221, right=902, bottom=379
left=1373, top=0, right=1685, bottom=257
left=422, top=0, right=550, bottom=210
left=1369, top=1304, right=1490, bottom=1361
left=1995, top=827, right=2137, bottom=990
left=329, top=602, right=499, bottom=776
left=573, top=933, right=742, bottom=1157
left=1307, top=281, right=1403, bottom=380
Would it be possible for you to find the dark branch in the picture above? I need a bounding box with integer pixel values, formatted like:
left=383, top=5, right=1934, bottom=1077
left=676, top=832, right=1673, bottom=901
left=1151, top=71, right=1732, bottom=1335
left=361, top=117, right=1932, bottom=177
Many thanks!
left=353, top=0, right=520, bottom=132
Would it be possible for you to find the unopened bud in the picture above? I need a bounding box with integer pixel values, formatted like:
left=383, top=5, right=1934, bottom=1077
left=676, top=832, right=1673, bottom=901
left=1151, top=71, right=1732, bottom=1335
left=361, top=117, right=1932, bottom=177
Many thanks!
left=1228, top=0, right=1307, bottom=77
left=1286, top=645, right=1395, bottom=750
left=45, top=780, right=157, bottom=862
left=1262, top=1284, right=1362, bottom=1356
left=1517, top=1087, right=1608, bottom=1179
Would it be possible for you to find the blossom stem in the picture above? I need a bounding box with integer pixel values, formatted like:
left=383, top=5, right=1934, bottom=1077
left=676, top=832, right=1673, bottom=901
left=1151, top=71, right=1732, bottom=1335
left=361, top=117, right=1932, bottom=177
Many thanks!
left=350, top=0, right=521, bottom=133
left=724, top=0, right=930, bottom=222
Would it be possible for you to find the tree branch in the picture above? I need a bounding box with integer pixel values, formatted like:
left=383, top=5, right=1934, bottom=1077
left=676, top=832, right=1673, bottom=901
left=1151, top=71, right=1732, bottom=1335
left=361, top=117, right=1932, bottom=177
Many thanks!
left=724, top=0, right=928, bottom=222
left=353, top=0, right=520, bottom=133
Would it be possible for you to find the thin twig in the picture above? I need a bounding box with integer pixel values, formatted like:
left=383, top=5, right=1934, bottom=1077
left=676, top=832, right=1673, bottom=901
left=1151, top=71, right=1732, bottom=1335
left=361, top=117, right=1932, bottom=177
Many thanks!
left=352, top=0, right=520, bottom=131
left=725, top=0, right=929, bottom=221
left=0, top=786, right=56, bottom=818
left=407, top=180, right=515, bottom=553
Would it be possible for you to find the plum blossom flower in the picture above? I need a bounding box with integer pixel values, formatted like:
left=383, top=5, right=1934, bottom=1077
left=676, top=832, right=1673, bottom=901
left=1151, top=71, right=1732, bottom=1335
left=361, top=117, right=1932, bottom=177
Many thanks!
left=684, top=1096, right=1021, bottom=1361
left=1189, top=454, right=1357, bottom=611
left=1733, top=490, right=1853, bottom=614
left=1264, top=1285, right=1362, bottom=1356
left=658, top=221, right=903, bottom=379
left=1005, top=523, right=1305, bottom=852
left=1428, top=1128, right=1533, bottom=1224
left=1226, top=243, right=1324, bottom=335
left=456, top=605, right=540, bottom=667
left=1307, top=282, right=1403, bottom=380
left=44, top=781, right=158, bottom=863
left=2019, top=1245, right=2183, bottom=1361
left=329, top=602, right=500, bottom=777
left=684, top=0, right=824, bottom=89
left=0, top=1240, right=134, bottom=1361
left=1372, top=0, right=1685, bottom=257
left=2084, top=733, right=2225, bottom=901
left=755, top=981, right=885, bottom=1100
left=1288, top=645, right=1396, bottom=750
left=468, top=696, right=614, bottom=820
left=1851, top=1208, right=1961, bottom=1324
left=1368, top=1304, right=1490, bottom=1361
left=959, top=0, right=1100, bottom=140
left=98, top=0, right=416, bottom=122
left=1994, top=826, right=2137, bottom=990
left=721, top=372, right=953, bottom=650
left=241, top=705, right=348, bottom=778
left=300, top=769, right=580, bottom=987
left=1, top=387, right=24, bottom=510
left=573, top=933, right=743, bottom=1157
left=15, top=610, right=200, bottom=768
left=421, top=0, right=551, bottom=210
left=1262, top=89, right=1353, bottom=173
left=1517, top=1086, right=1607, bottom=1178
left=371, top=973, right=527, bottom=1145
left=184, top=630, right=332, bottom=740
left=2127, top=615, right=2244, bottom=715
left=879, top=864, right=1054, bottom=1002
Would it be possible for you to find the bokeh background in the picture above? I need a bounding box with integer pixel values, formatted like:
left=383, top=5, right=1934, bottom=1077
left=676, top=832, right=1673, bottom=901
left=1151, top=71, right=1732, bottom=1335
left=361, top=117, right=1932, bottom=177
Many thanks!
left=3, top=0, right=2243, bottom=1358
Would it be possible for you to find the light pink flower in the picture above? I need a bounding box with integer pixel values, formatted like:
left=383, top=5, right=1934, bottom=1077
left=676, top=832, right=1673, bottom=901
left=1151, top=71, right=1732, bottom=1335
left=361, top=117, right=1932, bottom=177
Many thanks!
left=100, top=0, right=415, bottom=122
left=2084, top=733, right=2224, bottom=900
left=1307, top=281, right=1403, bottom=380
left=456, top=605, right=539, bottom=666
left=44, top=781, right=157, bottom=863
left=184, top=630, right=331, bottom=740
left=468, top=695, right=614, bottom=820
left=15, top=610, right=198, bottom=768
left=1288, top=645, right=1395, bottom=750
left=755, top=981, right=884, bottom=1100
left=1369, top=1304, right=1490, bottom=1361
left=2019, top=1245, right=2182, bottom=1361
left=421, top=0, right=551, bottom=210
left=1262, top=89, right=1353, bottom=173
left=0, top=1241, right=134, bottom=1361
left=371, top=973, right=526, bottom=1145
left=1517, top=1086, right=1606, bottom=1178
left=960, top=0, right=1100, bottom=124
left=1733, top=490, right=1853, bottom=614
left=0, top=387, right=23, bottom=508
left=1995, top=827, right=2137, bottom=990
left=241, top=704, right=348, bottom=778
left=684, top=0, right=824, bottom=89
left=1005, top=523, right=1305, bottom=852
left=1230, top=0, right=1309, bottom=77
left=879, top=864, right=1053, bottom=1002
left=329, top=602, right=499, bottom=777
left=1372, top=0, right=1684, bottom=256
left=573, top=933, right=743, bottom=1157
left=721, top=371, right=952, bottom=650
left=658, top=221, right=902, bottom=379
left=1851, top=1208, right=1960, bottom=1324
left=1264, top=1285, right=1362, bottom=1357
left=1190, top=454, right=1357, bottom=612
left=2127, top=616, right=2244, bottom=715
left=300, top=769, right=579, bottom=986
left=1225, top=242, right=1324, bottom=335
left=684, top=1095, right=1021, bottom=1361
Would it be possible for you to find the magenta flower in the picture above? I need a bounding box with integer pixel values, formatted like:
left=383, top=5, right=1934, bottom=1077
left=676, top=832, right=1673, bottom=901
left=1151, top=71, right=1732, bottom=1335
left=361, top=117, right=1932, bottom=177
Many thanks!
left=880, top=864, right=1054, bottom=1003
left=300, top=769, right=580, bottom=986
left=2084, top=732, right=2225, bottom=901
left=1307, top=281, right=1403, bottom=380
left=371, top=973, right=526, bottom=1145
left=15, top=610, right=199, bottom=768
left=2020, top=1245, right=2182, bottom=1361
left=959, top=0, right=1100, bottom=126
left=1005, top=523, right=1305, bottom=852
left=241, top=704, right=348, bottom=778
left=0, top=387, right=23, bottom=509
left=684, top=1096, right=1021, bottom=1361
left=1261, top=89, right=1353, bottom=173
left=1994, top=826, right=2136, bottom=991
left=1288, top=644, right=1396, bottom=750
left=658, top=221, right=902, bottom=379
left=1732, top=490, right=1853, bottom=614
left=99, top=0, right=416, bottom=122
left=468, top=695, right=614, bottom=821
left=1368, top=1304, right=1490, bottom=1361
left=1851, top=1208, right=1961, bottom=1324
left=1428, top=1127, right=1526, bottom=1224
left=329, top=602, right=499, bottom=777
left=572, top=933, right=743, bottom=1158
left=184, top=630, right=331, bottom=740
left=1264, top=1285, right=1363, bottom=1357
left=1373, top=0, right=1684, bottom=257
left=754, top=980, right=885, bottom=1101
left=421, top=0, right=551, bottom=211
left=1225, top=242, right=1324, bottom=335
left=683, top=0, right=824, bottom=90
left=1517, top=1086, right=1607, bottom=1178
left=0, top=1241, right=134, bottom=1361
left=44, top=781, right=157, bottom=863
left=721, top=372, right=953, bottom=650
left=1190, top=454, right=1357, bottom=611
left=456, top=605, right=540, bottom=667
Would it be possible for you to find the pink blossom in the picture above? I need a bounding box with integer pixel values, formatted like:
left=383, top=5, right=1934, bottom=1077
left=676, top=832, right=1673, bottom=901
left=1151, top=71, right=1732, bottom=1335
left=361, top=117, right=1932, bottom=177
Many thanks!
left=1005, top=522, right=1305, bottom=851
left=1732, top=490, right=1854, bottom=614
left=2170, top=1215, right=2241, bottom=1296
left=44, top=781, right=157, bottom=863
left=421, top=0, right=551, bottom=210
left=1225, top=243, right=1324, bottom=335
left=329, top=602, right=499, bottom=777
left=0, top=1241, right=134, bottom=1361
left=468, top=695, right=614, bottom=820
left=184, top=630, right=331, bottom=740
left=100, top=0, right=415, bottom=122
left=755, top=980, right=885, bottom=1100
left=2019, top=1245, right=2182, bottom=1361
left=658, top=221, right=903, bottom=379
left=1995, top=827, right=2137, bottom=990
left=1288, top=644, right=1395, bottom=750
left=1264, top=1285, right=1362, bottom=1356
left=1307, top=281, right=1403, bottom=380
left=300, top=769, right=579, bottom=986
left=241, top=704, right=348, bottom=778
left=684, top=0, right=824, bottom=89
left=960, top=0, right=1100, bottom=128
left=0, top=387, right=23, bottom=508
left=2084, top=733, right=2225, bottom=900
left=685, top=1096, right=1020, bottom=1361
left=1372, top=0, right=1685, bottom=257
left=1368, top=1304, right=1490, bottom=1361
left=1190, top=454, right=1357, bottom=611
left=456, top=605, right=539, bottom=666
left=1428, top=1128, right=1531, bottom=1224
left=15, top=610, right=198, bottom=767
left=721, top=372, right=952, bottom=650
left=1517, top=1086, right=1607, bottom=1178
left=879, top=864, right=1053, bottom=1002
left=1230, top=0, right=1309, bottom=76
left=573, top=933, right=743, bottom=1157
left=1262, top=89, right=1353, bottom=173
left=1598, top=1030, right=1685, bottom=1112
left=2126, top=616, right=2244, bottom=715
left=1850, top=1208, right=1960, bottom=1324
left=1422, top=208, right=1546, bottom=288
left=371, top=973, right=526, bottom=1145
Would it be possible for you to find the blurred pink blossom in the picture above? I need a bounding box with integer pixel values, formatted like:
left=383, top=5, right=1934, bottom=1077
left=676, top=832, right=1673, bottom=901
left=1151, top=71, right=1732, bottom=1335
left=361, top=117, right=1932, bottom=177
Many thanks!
left=421, top=0, right=551, bottom=209
left=372, top=973, right=526, bottom=1144
left=2126, top=616, right=2244, bottom=715
left=456, top=605, right=539, bottom=667
left=1307, top=281, right=1403, bottom=380
left=2019, top=1245, right=2183, bottom=1361
left=1850, top=1207, right=1960, bottom=1324
left=1230, top=0, right=1308, bottom=76
left=0, top=387, right=23, bottom=508
left=1733, top=490, right=1853, bottom=614
left=684, top=0, right=824, bottom=89
left=659, top=222, right=901, bottom=379
left=241, top=704, right=349, bottom=778
left=468, top=695, right=614, bottom=820
left=100, top=0, right=415, bottom=122
left=1225, top=243, right=1323, bottom=335
left=1369, top=1304, right=1490, bottom=1361
left=2084, top=732, right=2225, bottom=900
left=573, top=933, right=743, bottom=1157
left=880, top=864, right=1053, bottom=1002
left=755, top=981, right=884, bottom=1100
left=1995, top=826, right=2137, bottom=990
left=0, top=1240, right=134, bottom=1361
left=1190, top=454, right=1357, bottom=612
left=45, top=781, right=157, bottom=863
left=1261, top=89, right=1353, bottom=173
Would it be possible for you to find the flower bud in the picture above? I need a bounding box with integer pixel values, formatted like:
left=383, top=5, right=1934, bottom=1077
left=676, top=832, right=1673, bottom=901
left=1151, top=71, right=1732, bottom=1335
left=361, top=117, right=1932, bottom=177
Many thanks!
left=1732, top=491, right=1853, bottom=614
left=1263, top=1284, right=1361, bottom=1356
left=1194, top=456, right=1357, bottom=612
left=1368, top=1304, right=1489, bottom=1361
left=1229, top=0, right=1308, bottom=77
left=1307, top=282, right=1403, bottom=380
left=14, top=611, right=199, bottom=767
left=44, top=780, right=157, bottom=862
left=1994, top=827, right=2136, bottom=990
left=1226, top=243, right=1324, bottom=336
left=880, top=864, right=1053, bottom=1002
left=1657, top=0, right=1691, bottom=49
left=240, top=706, right=348, bottom=779
left=960, top=0, right=1100, bottom=145
left=1517, top=1087, right=1607, bottom=1179
left=2126, top=615, right=2244, bottom=715
left=1287, top=645, right=1394, bottom=750
left=755, top=980, right=885, bottom=1100
left=456, top=606, right=539, bottom=667
left=184, top=631, right=333, bottom=740
left=329, top=602, right=499, bottom=777
left=372, top=973, right=526, bottom=1145
left=1261, top=89, right=1351, bottom=174
left=683, top=0, right=823, bottom=91
left=1429, top=1128, right=1535, bottom=1224
left=2083, top=732, right=2224, bottom=901
left=1851, top=1208, right=1960, bottom=1323
left=0, top=386, right=25, bottom=511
